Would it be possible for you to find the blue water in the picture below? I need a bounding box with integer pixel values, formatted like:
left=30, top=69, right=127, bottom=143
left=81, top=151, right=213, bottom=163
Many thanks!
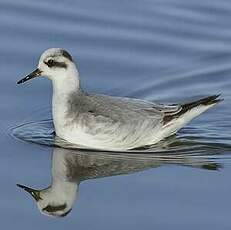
left=0, top=0, right=231, bottom=228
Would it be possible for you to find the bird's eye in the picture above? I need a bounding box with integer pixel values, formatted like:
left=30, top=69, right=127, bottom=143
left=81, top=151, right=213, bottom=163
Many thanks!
left=47, top=59, right=54, bottom=67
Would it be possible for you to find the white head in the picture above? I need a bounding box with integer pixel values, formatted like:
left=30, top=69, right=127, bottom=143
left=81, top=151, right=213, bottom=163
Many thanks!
left=17, top=182, right=78, bottom=217
left=17, top=145, right=82, bottom=218
left=17, top=48, right=80, bottom=88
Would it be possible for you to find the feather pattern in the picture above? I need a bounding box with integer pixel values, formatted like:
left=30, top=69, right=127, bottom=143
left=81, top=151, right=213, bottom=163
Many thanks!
left=57, top=91, right=221, bottom=151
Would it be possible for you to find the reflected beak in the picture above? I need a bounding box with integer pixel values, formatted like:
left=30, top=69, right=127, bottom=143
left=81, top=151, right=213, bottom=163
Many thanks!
left=17, top=184, right=41, bottom=201
left=17, top=68, right=42, bottom=84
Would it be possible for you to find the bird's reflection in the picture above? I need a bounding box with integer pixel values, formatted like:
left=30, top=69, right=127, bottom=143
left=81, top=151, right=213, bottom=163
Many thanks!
left=17, top=145, right=221, bottom=218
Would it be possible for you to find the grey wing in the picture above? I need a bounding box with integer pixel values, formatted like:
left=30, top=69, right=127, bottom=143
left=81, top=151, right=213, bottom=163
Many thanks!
left=88, top=94, right=181, bottom=119
left=67, top=92, right=181, bottom=134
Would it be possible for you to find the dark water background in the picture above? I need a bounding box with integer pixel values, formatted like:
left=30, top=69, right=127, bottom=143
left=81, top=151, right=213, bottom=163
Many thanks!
left=0, top=0, right=231, bottom=229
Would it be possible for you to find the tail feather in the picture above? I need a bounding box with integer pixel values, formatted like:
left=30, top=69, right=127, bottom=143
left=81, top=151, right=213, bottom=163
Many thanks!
left=163, top=94, right=222, bottom=124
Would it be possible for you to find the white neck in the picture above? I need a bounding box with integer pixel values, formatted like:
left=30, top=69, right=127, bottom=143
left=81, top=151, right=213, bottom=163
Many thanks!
left=52, top=63, right=80, bottom=96
left=51, top=147, right=80, bottom=183
left=50, top=180, right=78, bottom=199
left=47, top=147, right=80, bottom=205
left=51, top=64, right=80, bottom=136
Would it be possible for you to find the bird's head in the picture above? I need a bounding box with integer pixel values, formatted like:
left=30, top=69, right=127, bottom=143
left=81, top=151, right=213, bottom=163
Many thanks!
left=17, top=183, right=77, bottom=217
left=17, top=48, right=78, bottom=85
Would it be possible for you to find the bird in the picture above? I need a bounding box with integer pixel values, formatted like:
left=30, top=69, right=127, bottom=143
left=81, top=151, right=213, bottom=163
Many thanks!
left=17, top=48, right=222, bottom=151
left=17, top=143, right=220, bottom=217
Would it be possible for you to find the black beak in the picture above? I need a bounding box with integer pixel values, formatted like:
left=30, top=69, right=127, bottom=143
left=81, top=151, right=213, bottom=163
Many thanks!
left=17, top=68, right=42, bottom=84
left=17, top=184, right=41, bottom=201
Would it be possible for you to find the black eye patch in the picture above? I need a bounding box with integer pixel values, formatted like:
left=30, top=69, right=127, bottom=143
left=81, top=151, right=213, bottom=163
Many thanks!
left=43, top=203, right=67, bottom=212
left=44, top=60, right=67, bottom=69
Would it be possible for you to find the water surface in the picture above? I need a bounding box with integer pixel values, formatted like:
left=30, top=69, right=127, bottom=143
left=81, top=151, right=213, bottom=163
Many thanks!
left=0, top=0, right=231, bottom=229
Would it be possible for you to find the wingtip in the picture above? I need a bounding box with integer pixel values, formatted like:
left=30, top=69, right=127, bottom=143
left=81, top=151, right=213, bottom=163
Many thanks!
left=202, top=163, right=223, bottom=171
left=163, top=94, right=223, bottom=124
left=213, top=94, right=224, bottom=104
